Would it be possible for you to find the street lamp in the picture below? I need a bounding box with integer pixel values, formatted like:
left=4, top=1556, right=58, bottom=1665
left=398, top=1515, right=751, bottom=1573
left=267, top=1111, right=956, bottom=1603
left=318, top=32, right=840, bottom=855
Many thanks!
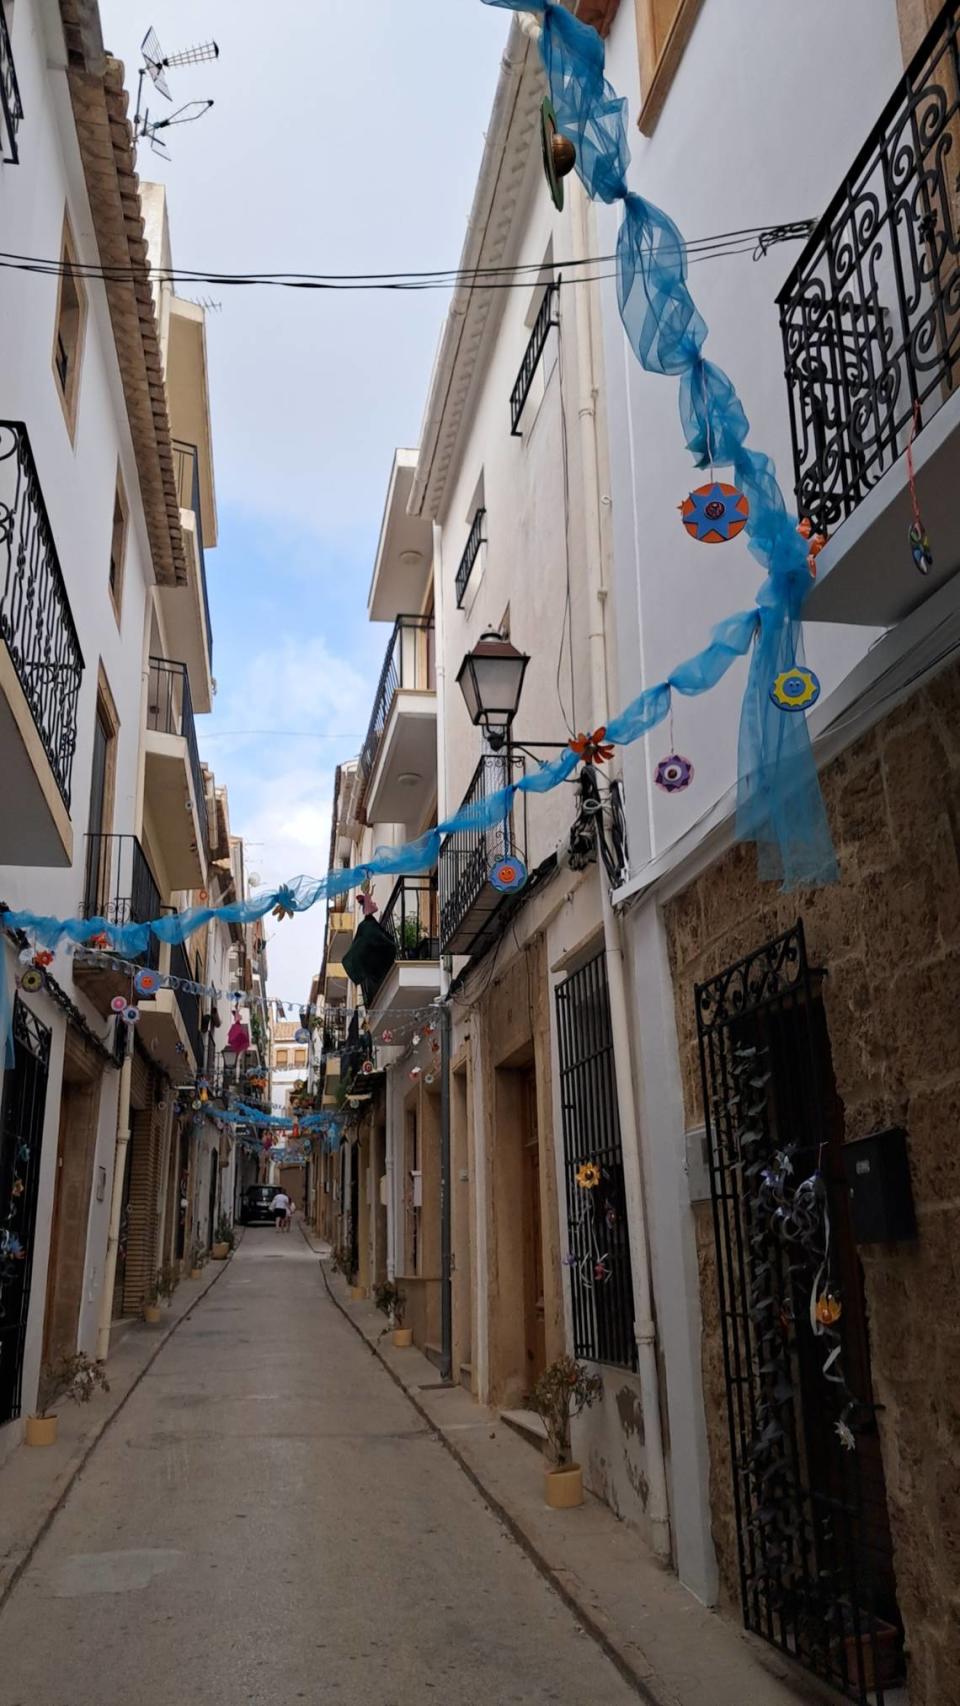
left=456, top=632, right=529, bottom=752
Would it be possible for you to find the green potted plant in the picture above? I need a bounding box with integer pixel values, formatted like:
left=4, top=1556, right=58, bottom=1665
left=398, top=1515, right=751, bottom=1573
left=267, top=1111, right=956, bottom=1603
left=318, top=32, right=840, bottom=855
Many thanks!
left=145, top=1263, right=179, bottom=1321
left=374, top=1279, right=411, bottom=1348
left=212, top=1213, right=234, bottom=1259
left=189, top=1243, right=206, bottom=1281
left=27, top=1354, right=111, bottom=1447
left=531, top=1355, right=603, bottom=1509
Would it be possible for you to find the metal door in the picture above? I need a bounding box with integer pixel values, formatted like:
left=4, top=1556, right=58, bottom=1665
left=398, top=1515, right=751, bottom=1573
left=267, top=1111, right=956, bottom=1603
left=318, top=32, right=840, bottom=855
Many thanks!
left=0, top=997, right=51, bottom=1424
left=695, top=922, right=901, bottom=1702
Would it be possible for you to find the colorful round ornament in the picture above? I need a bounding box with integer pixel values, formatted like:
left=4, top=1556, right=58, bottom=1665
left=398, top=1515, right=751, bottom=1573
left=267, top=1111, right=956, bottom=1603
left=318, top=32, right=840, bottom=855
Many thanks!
left=18, top=967, right=43, bottom=993
left=32, top=950, right=54, bottom=969
left=134, top=968, right=160, bottom=997
left=815, top=1288, right=842, bottom=1327
left=380, top=1029, right=394, bottom=1045
left=110, top=994, right=128, bottom=1013
left=361, top=1059, right=374, bottom=1076
left=909, top=520, right=933, bottom=575
left=123, top=1004, right=140, bottom=1026
left=576, top=1161, right=600, bottom=1190
left=294, top=1027, right=310, bottom=1044
left=680, top=481, right=749, bottom=543
left=490, top=855, right=528, bottom=894
left=654, top=753, right=694, bottom=794
left=425, top=1073, right=435, bottom=1085
left=770, top=667, right=821, bottom=713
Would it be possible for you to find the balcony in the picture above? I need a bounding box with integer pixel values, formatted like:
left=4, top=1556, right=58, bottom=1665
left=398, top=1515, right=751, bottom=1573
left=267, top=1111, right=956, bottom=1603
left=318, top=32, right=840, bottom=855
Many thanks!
left=156, top=441, right=213, bottom=711
left=0, top=422, right=84, bottom=864
left=778, top=6, right=960, bottom=626
left=440, top=754, right=525, bottom=957
left=138, top=939, right=202, bottom=1076
left=358, top=615, right=436, bottom=826
left=0, top=4, right=23, bottom=164
left=144, top=657, right=207, bottom=889
left=511, top=283, right=559, bottom=435
left=73, top=834, right=161, bottom=1015
left=327, top=904, right=354, bottom=962
left=365, top=875, right=441, bottom=1018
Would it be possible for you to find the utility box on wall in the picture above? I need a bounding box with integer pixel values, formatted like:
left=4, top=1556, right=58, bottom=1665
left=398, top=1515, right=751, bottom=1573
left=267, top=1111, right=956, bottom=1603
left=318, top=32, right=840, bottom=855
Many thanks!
left=842, top=1128, right=917, bottom=1244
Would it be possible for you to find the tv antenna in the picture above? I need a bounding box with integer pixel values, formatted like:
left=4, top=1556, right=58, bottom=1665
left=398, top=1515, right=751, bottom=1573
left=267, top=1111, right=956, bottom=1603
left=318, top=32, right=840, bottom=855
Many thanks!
left=134, top=27, right=219, bottom=156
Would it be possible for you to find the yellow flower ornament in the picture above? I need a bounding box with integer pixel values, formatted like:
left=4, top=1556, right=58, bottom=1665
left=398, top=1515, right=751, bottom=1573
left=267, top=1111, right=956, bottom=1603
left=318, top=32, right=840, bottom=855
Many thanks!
left=576, top=1161, right=601, bottom=1190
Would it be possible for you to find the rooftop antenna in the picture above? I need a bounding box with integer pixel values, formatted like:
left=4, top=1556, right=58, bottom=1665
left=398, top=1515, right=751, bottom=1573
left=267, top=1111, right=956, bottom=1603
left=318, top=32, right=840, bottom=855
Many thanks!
left=134, top=27, right=219, bottom=153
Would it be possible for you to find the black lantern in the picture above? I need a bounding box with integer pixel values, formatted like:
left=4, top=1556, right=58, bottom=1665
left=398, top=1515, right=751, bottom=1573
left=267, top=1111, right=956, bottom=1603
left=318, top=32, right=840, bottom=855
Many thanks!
left=456, top=632, right=530, bottom=751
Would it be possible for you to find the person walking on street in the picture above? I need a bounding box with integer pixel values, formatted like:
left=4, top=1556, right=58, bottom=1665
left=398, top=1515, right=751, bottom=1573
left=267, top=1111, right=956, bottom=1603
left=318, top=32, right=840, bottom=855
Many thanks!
left=272, top=1189, right=291, bottom=1233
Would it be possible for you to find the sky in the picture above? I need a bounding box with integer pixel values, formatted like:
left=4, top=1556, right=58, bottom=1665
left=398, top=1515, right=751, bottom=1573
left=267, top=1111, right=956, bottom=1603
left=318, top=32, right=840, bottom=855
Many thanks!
left=97, top=0, right=510, bottom=1005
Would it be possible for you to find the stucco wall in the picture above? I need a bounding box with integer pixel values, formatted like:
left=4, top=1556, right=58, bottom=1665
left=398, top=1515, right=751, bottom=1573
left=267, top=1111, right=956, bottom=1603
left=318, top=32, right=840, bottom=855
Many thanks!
left=664, top=660, right=960, bottom=1703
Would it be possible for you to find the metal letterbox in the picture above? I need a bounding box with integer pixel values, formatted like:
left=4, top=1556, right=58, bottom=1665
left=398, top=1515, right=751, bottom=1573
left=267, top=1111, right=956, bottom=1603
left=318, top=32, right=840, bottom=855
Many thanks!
left=841, top=1127, right=917, bottom=1244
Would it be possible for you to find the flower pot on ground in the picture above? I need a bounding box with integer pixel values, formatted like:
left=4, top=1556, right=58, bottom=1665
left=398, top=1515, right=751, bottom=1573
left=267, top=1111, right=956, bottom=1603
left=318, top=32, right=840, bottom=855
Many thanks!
left=212, top=1214, right=235, bottom=1259
left=211, top=1243, right=230, bottom=1261
left=25, top=1413, right=59, bottom=1447
left=373, top=1279, right=410, bottom=1345
left=145, top=1263, right=179, bottom=1318
left=143, top=1303, right=162, bottom=1323
left=835, top=1616, right=901, bottom=1690
left=28, top=1353, right=111, bottom=1445
left=189, top=1245, right=205, bottom=1280
left=530, top=1356, right=603, bottom=1510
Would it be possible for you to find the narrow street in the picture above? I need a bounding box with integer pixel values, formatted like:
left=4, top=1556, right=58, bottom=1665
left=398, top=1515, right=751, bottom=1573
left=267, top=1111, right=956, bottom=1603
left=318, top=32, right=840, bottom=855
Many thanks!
left=0, top=1236, right=640, bottom=1706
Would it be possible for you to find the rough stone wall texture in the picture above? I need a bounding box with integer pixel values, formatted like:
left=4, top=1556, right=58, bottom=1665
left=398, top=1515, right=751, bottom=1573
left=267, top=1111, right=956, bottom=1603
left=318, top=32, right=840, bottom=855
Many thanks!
left=664, top=662, right=960, bottom=1705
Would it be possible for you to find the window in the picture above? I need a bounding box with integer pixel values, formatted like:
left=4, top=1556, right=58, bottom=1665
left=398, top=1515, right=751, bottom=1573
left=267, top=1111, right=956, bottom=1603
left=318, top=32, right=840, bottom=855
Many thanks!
left=635, top=0, right=704, bottom=134
left=276, top=1049, right=288, bottom=1067
left=108, top=470, right=127, bottom=622
left=555, top=949, right=637, bottom=1370
left=456, top=474, right=486, bottom=609
left=294, top=1049, right=307, bottom=1067
left=510, top=244, right=558, bottom=436
left=51, top=214, right=87, bottom=439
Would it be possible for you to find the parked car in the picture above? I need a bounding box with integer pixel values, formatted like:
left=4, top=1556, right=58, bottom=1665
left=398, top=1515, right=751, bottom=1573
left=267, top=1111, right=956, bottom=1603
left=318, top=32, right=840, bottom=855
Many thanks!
left=240, top=1185, right=280, bottom=1225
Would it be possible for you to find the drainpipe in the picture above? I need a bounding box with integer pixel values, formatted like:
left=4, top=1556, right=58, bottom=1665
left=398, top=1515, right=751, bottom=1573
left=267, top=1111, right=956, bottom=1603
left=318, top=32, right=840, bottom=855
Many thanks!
left=432, top=518, right=454, bottom=1384
left=570, top=184, right=672, bottom=1563
left=96, top=1026, right=132, bottom=1362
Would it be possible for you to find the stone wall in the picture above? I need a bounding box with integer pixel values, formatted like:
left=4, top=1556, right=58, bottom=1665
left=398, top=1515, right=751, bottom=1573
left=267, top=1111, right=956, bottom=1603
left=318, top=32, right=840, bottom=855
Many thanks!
left=664, top=661, right=960, bottom=1704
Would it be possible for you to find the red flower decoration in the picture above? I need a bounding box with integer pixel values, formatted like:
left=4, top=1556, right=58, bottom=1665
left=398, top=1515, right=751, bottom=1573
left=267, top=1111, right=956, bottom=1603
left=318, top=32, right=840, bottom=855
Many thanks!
left=32, top=951, right=54, bottom=968
left=569, top=727, right=615, bottom=766
left=797, top=517, right=828, bottom=578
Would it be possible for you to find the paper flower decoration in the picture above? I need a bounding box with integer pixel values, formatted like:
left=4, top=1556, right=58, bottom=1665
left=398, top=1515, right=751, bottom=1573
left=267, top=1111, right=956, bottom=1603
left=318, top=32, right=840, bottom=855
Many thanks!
left=909, top=520, right=933, bottom=575
left=88, top=933, right=109, bottom=951
left=380, top=1029, right=394, bottom=1045
left=490, top=857, right=528, bottom=894
left=569, top=726, right=614, bottom=765
left=361, top=1059, right=374, bottom=1076
left=654, top=753, right=694, bottom=794
left=576, top=1161, right=600, bottom=1190
left=797, top=517, right=828, bottom=577
left=409, top=1066, right=421, bottom=1081
left=227, top=1019, right=250, bottom=1055
left=770, top=667, right=821, bottom=713
left=680, top=481, right=749, bottom=543
left=18, top=968, right=43, bottom=993
left=123, top=1005, right=140, bottom=1026
left=32, top=950, right=54, bottom=969
left=134, top=968, right=160, bottom=997
left=271, top=885, right=297, bottom=921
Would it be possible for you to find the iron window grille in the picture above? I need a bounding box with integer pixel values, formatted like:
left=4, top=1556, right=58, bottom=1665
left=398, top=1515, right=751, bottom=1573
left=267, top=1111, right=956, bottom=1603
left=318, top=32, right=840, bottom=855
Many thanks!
left=146, top=657, right=206, bottom=833
left=695, top=922, right=902, bottom=1703
left=172, top=441, right=213, bottom=668
left=0, top=422, right=84, bottom=807
left=357, top=614, right=435, bottom=816
left=778, top=2, right=960, bottom=532
left=455, top=507, right=486, bottom=607
left=380, top=875, right=439, bottom=965
left=0, top=998, right=51, bottom=1425
left=170, top=940, right=202, bottom=1064
left=555, top=949, right=637, bottom=1371
left=438, top=751, right=525, bottom=956
left=510, top=282, right=560, bottom=435
left=81, top=833, right=162, bottom=972
left=0, top=3, right=23, bottom=165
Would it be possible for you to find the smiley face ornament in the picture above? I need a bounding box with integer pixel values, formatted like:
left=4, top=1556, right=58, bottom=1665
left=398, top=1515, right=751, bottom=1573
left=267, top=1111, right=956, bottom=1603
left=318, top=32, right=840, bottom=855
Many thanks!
left=770, top=666, right=821, bottom=713
left=680, top=481, right=749, bottom=544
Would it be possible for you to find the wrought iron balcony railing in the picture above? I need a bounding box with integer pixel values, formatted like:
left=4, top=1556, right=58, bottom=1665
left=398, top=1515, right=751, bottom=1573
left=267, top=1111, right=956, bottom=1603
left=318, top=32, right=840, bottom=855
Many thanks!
left=170, top=939, right=202, bottom=1064
left=439, top=753, right=525, bottom=954
left=81, top=833, right=162, bottom=971
left=380, top=875, right=440, bottom=966
left=147, top=656, right=206, bottom=826
left=172, top=440, right=213, bottom=668
left=778, top=4, right=960, bottom=534
left=357, top=614, right=435, bottom=815
left=455, top=507, right=486, bottom=607
left=0, top=423, right=84, bottom=806
left=511, top=283, right=560, bottom=435
left=0, top=3, right=23, bottom=165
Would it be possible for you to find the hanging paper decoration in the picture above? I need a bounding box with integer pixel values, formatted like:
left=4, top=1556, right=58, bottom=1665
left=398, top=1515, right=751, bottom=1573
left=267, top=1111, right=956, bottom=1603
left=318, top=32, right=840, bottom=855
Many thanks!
left=680, top=481, right=749, bottom=544
left=110, top=995, right=127, bottom=1014
left=228, top=1018, right=250, bottom=1055
left=576, top=1161, right=600, bottom=1190
left=18, top=967, right=43, bottom=993
left=123, top=1005, right=140, bottom=1026
left=489, top=856, right=528, bottom=894
left=134, top=968, right=161, bottom=997
left=32, top=950, right=54, bottom=969
left=654, top=753, right=694, bottom=794
left=909, top=520, right=933, bottom=576
left=271, top=885, right=297, bottom=922
left=569, top=727, right=614, bottom=765
left=797, top=517, right=828, bottom=578
left=769, top=667, right=821, bottom=713
left=409, top=1066, right=421, bottom=1081
left=294, top=1027, right=310, bottom=1044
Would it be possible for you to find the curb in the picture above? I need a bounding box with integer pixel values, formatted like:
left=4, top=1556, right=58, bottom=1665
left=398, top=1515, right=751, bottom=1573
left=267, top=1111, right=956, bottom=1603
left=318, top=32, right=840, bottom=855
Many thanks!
left=0, top=1239, right=237, bottom=1615
left=308, top=1233, right=664, bottom=1706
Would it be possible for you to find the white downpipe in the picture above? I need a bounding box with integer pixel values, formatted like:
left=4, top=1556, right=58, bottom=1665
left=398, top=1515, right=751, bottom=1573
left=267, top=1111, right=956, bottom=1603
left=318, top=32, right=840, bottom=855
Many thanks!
left=571, top=184, right=672, bottom=1563
left=96, top=1038, right=132, bottom=1362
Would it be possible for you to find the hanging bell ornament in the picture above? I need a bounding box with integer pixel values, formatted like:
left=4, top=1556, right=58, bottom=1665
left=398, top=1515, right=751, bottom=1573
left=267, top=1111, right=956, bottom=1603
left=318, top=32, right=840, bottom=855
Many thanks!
left=540, top=97, right=576, bottom=211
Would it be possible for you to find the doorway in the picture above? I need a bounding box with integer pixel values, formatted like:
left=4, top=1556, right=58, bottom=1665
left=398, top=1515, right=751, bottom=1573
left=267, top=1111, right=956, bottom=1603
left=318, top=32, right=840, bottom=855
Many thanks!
left=42, top=1034, right=100, bottom=1370
left=451, top=1062, right=474, bottom=1387
left=492, top=1045, right=546, bottom=1405
left=695, top=922, right=901, bottom=1703
left=207, top=1151, right=218, bottom=1250
left=0, top=998, right=52, bottom=1425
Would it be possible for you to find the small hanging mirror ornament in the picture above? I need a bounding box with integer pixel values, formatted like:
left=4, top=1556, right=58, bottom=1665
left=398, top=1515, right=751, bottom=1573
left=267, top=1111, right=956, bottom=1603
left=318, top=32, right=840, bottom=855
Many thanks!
left=680, top=481, right=749, bottom=543
left=654, top=753, right=694, bottom=794
left=540, top=96, right=576, bottom=211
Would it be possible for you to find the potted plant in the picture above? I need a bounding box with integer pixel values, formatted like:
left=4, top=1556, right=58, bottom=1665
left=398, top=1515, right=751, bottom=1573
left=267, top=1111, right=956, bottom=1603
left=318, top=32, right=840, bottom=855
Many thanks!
left=144, top=1263, right=179, bottom=1321
left=374, top=1279, right=411, bottom=1348
left=211, top=1213, right=234, bottom=1259
left=27, top=1353, right=111, bottom=1446
left=189, top=1244, right=205, bottom=1281
left=531, top=1355, right=603, bottom=1509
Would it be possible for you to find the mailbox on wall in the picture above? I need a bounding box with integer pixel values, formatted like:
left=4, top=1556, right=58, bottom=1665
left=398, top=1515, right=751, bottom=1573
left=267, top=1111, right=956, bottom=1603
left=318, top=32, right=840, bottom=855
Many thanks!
left=841, top=1127, right=917, bottom=1244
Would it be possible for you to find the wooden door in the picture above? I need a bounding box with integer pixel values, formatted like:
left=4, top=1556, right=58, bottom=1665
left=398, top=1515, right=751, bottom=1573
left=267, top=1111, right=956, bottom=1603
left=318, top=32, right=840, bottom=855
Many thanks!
left=521, top=1067, right=546, bottom=1383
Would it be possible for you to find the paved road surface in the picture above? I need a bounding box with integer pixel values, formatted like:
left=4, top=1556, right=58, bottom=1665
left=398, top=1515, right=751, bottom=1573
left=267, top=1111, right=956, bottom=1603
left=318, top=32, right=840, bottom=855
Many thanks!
left=0, top=1234, right=640, bottom=1704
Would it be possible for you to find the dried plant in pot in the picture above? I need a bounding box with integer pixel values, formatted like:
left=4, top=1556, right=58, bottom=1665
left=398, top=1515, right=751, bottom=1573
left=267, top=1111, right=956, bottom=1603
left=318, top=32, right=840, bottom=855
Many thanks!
left=374, top=1280, right=411, bottom=1348
left=145, top=1263, right=179, bottom=1321
left=212, top=1214, right=234, bottom=1259
left=530, top=1356, right=603, bottom=1509
left=27, top=1354, right=111, bottom=1447
left=189, top=1244, right=206, bottom=1281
